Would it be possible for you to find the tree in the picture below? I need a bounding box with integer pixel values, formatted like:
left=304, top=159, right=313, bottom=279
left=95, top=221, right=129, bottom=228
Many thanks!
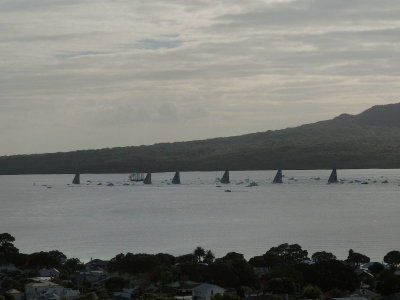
left=207, top=260, right=238, bottom=287
left=248, top=255, right=266, bottom=267
left=104, top=277, right=128, bottom=292
left=263, top=243, right=308, bottom=267
left=63, top=258, right=85, bottom=273
left=151, top=266, right=173, bottom=284
left=49, top=250, right=67, bottom=263
left=368, top=262, right=385, bottom=275
left=297, top=260, right=359, bottom=292
left=175, top=253, right=196, bottom=264
left=266, top=277, right=296, bottom=294
left=222, top=252, right=244, bottom=261
left=383, top=250, right=400, bottom=269
left=346, top=249, right=370, bottom=267
left=311, top=251, right=336, bottom=263
left=204, top=250, right=215, bottom=264
left=376, top=269, right=400, bottom=295
left=4, top=295, right=15, bottom=300
left=0, top=233, right=19, bottom=258
left=301, top=285, right=322, bottom=299
left=262, top=265, right=303, bottom=288
left=27, top=251, right=63, bottom=268
left=193, top=247, right=206, bottom=262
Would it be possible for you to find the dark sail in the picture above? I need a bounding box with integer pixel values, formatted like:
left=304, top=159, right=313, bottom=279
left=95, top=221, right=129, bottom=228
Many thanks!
left=328, top=169, right=338, bottom=183
left=220, top=170, right=230, bottom=184
left=172, top=171, right=180, bottom=184
left=273, top=169, right=283, bottom=183
left=72, top=173, right=80, bottom=184
left=143, top=172, right=152, bottom=184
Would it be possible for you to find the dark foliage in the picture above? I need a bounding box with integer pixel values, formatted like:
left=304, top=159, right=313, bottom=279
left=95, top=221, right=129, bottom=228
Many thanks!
left=383, top=250, right=400, bottom=269
left=346, top=249, right=370, bottom=267
left=296, top=260, right=360, bottom=292
left=175, top=254, right=196, bottom=264
left=248, top=255, right=266, bottom=267
left=368, top=262, right=385, bottom=275
left=0, top=233, right=19, bottom=264
left=208, top=254, right=256, bottom=287
left=104, top=277, right=129, bottom=292
left=311, top=251, right=336, bottom=263
left=108, top=253, right=173, bottom=274
left=26, top=251, right=66, bottom=269
left=265, top=277, right=297, bottom=294
left=63, top=258, right=85, bottom=273
left=263, top=243, right=308, bottom=267
left=376, top=270, right=400, bottom=295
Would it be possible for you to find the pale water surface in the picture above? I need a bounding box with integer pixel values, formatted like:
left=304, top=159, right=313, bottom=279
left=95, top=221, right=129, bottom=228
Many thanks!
left=1, top=170, right=399, bottom=262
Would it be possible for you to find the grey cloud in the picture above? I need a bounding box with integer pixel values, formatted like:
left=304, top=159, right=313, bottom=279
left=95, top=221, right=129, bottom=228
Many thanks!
left=134, top=39, right=183, bottom=50
left=55, top=51, right=111, bottom=59
left=1, top=0, right=400, bottom=155
left=0, top=0, right=83, bottom=12
left=217, top=0, right=400, bottom=29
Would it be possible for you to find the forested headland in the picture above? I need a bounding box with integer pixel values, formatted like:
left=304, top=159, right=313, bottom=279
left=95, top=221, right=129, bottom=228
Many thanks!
left=2, top=103, right=400, bottom=174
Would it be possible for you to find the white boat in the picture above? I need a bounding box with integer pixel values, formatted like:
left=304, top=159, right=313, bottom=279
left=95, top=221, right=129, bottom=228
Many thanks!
left=129, top=173, right=145, bottom=182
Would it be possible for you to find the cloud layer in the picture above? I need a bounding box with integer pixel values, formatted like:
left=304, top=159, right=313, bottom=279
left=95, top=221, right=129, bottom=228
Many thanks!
left=1, top=0, right=400, bottom=155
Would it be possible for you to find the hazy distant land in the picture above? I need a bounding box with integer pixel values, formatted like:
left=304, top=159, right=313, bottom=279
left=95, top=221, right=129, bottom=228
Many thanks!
left=2, top=103, right=400, bottom=174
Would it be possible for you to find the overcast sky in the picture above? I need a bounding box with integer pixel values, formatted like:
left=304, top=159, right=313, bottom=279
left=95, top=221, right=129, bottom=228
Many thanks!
left=1, top=0, right=400, bottom=155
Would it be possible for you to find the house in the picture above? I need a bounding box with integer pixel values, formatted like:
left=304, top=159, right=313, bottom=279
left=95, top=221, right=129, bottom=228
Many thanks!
left=7, top=289, right=24, bottom=300
left=25, top=281, right=80, bottom=300
left=39, top=268, right=60, bottom=278
left=192, top=283, right=225, bottom=300
left=355, top=269, right=375, bottom=284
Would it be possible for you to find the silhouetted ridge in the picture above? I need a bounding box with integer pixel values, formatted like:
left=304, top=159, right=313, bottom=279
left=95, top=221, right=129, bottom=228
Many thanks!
left=355, top=103, right=400, bottom=127
left=2, top=102, right=400, bottom=174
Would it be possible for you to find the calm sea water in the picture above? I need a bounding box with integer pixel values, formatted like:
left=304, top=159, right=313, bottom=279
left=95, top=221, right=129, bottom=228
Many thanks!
left=1, top=170, right=399, bottom=262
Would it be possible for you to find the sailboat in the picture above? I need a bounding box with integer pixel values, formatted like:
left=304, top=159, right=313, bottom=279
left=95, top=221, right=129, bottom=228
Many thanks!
left=220, top=170, right=230, bottom=184
left=172, top=171, right=180, bottom=184
left=328, top=169, right=338, bottom=183
left=143, top=172, right=152, bottom=184
left=272, top=169, right=283, bottom=183
left=72, top=173, right=80, bottom=184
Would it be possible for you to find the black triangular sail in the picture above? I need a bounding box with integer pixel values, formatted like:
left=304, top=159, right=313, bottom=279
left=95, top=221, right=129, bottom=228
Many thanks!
left=273, top=169, right=283, bottom=183
left=143, top=172, right=152, bottom=184
left=328, top=169, right=338, bottom=183
left=72, top=173, right=80, bottom=184
left=172, top=171, right=180, bottom=184
left=220, top=170, right=230, bottom=184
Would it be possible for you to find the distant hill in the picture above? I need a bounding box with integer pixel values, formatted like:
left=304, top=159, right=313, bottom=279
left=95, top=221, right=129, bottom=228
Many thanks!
left=2, top=103, right=400, bottom=174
